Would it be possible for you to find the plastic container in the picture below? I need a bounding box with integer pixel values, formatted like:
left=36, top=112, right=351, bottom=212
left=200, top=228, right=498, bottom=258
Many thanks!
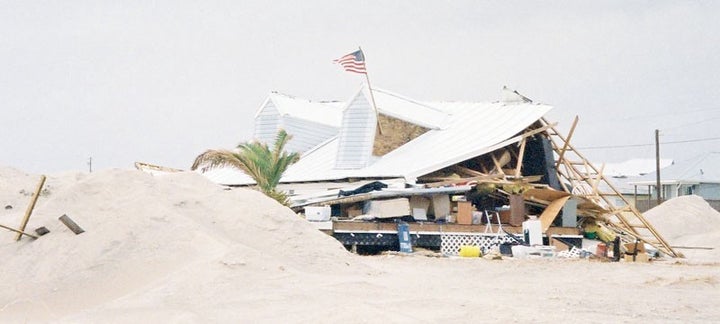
left=459, top=245, right=481, bottom=257
left=595, top=243, right=607, bottom=257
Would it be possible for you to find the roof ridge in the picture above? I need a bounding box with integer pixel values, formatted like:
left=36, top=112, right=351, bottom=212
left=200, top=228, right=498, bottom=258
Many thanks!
left=371, top=87, right=449, bottom=114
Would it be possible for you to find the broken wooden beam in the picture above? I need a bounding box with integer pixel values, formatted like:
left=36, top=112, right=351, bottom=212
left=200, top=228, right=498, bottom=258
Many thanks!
left=1, top=223, right=38, bottom=239
left=16, top=175, right=46, bottom=241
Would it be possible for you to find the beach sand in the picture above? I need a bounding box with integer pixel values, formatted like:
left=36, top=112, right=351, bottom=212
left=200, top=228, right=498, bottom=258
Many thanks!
left=1, top=168, right=718, bottom=322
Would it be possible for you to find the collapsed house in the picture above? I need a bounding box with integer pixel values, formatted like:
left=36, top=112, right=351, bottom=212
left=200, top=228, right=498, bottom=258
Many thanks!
left=199, top=86, right=680, bottom=258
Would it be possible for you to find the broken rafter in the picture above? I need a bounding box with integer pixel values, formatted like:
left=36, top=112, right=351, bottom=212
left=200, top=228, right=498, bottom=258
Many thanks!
left=424, top=173, right=504, bottom=188
left=555, top=116, right=579, bottom=169
left=490, top=149, right=512, bottom=175
left=514, top=138, right=527, bottom=178
left=540, top=117, right=679, bottom=257
left=451, top=165, right=487, bottom=177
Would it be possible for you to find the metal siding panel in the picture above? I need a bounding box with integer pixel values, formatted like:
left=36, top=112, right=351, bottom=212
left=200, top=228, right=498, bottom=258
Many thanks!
left=253, top=101, right=280, bottom=143
left=335, top=91, right=376, bottom=169
left=283, top=116, right=339, bottom=153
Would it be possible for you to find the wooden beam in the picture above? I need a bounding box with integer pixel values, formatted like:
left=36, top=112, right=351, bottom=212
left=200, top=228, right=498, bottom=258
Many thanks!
left=16, top=175, right=46, bottom=241
left=514, top=138, right=527, bottom=178
left=425, top=173, right=504, bottom=188
left=555, top=116, right=579, bottom=169
left=491, top=153, right=504, bottom=175
left=1, top=223, right=38, bottom=239
left=451, top=165, right=487, bottom=177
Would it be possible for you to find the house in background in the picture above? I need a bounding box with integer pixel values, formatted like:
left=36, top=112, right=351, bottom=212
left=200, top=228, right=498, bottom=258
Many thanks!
left=629, top=152, right=720, bottom=211
left=599, top=158, right=673, bottom=209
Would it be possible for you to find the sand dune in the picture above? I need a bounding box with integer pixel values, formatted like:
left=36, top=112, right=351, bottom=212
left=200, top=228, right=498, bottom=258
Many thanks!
left=1, top=168, right=718, bottom=322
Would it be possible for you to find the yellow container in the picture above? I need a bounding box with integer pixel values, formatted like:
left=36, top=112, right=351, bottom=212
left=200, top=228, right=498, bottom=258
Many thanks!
left=459, top=245, right=481, bottom=257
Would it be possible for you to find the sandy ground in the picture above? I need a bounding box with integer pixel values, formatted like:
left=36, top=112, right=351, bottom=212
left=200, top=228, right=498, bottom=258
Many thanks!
left=0, top=168, right=718, bottom=323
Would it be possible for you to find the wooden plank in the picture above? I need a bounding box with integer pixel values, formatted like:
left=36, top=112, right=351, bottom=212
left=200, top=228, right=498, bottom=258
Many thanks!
left=58, top=214, right=85, bottom=235
left=16, top=175, right=46, bottom=241
left=491, top=153, right=504, bottom=175
left=523, top=188, right=570, bottom=203
left=1, top=223, right=38, bottom=239
left=539, top=196, right=571, bottom=232
left=451, top=165, right=486, bottom=177
left=424, top=173, right=504, bottom=188
left=514, top=138, right=527, bottom=178
left=331, top=220, right=580, bottom=235
left=554, top=116, right=579, bottom=169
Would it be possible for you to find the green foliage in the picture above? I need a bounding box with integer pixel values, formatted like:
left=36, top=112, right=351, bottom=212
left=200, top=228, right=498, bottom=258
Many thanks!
left=191, top=129, right=300, bottom=206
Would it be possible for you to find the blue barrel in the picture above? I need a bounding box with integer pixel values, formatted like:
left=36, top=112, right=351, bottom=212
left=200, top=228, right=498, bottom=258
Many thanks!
left=397, top=222, right=412, bottom=253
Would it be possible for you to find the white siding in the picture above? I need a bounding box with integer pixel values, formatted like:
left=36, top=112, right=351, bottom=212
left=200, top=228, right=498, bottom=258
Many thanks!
left=282, top=116, right=339, bottom=153
left=253, top=100, right=280, bottom=144
left=335, top=90, right=377, bottom=169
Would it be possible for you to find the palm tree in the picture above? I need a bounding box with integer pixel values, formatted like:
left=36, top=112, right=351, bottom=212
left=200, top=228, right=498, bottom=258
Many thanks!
left=191, top=129, right=300, bottom=205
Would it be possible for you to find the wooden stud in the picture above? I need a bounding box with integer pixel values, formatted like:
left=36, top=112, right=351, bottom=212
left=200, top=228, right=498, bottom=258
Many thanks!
left=1, top=223, right=38, bottom=239
left=514, top=138, right=527, bottom=178
left=555, top=116, right=579, bottom=169
left=16, top=175, right=46, bottom=241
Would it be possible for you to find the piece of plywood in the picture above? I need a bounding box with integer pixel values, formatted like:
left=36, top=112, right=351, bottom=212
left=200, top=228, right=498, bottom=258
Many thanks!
left=364, top=198, right=411, bottom=219
left=523, top=188, right=570, bottom=204
left=457, top=201, right=473, bottom=225
left=539, top=196, right=571, bottom=232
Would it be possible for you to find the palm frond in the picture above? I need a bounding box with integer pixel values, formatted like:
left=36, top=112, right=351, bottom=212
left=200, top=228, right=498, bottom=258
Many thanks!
left=192, top=130, right=300, bottom=205
left=191, top=149, right=244, bottom=172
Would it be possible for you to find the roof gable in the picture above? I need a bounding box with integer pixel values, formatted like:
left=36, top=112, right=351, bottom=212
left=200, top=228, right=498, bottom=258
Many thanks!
left=335, top=88, right=377, bottom=169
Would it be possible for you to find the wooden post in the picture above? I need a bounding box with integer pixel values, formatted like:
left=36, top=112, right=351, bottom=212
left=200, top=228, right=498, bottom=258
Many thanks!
left=359, top=46, right=383, bottom=135
left=15, top=175, right=46, bottom=241
left=555, top=116, right=579, bottom=169
left=514, top=138, right=527, bottom=178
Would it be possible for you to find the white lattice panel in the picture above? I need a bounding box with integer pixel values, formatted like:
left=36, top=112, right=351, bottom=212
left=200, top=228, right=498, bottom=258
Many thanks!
left=440, top=233, right=517, bottom=256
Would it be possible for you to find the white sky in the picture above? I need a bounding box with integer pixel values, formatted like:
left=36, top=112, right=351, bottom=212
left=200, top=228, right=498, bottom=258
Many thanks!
left=2, top=1, right=719, bottom=173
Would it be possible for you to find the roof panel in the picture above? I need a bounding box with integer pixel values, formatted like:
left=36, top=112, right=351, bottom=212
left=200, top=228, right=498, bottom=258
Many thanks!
left=269, top=92, right=343, bottom=127
left=202, top=88, right=553, bottom=185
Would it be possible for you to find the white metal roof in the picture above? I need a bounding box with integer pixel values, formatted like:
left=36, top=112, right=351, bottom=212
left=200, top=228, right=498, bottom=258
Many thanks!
left=630, top=152, right=720, bottom=185
left=364, top=101, right=552, bottom=181
left=203, top=87, right=552, bottom=185
left=372, top=88, right=451, bottom=129
left=261, top=91, right=344, bottom=127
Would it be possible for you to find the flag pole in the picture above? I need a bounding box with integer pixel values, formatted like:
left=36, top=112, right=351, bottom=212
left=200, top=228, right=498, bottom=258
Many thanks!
left=359, top=46, right=384, bottom=135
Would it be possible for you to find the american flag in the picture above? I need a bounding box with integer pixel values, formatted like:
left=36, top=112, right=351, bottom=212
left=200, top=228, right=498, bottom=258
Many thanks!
left=334, top=49, right=367, bottom=74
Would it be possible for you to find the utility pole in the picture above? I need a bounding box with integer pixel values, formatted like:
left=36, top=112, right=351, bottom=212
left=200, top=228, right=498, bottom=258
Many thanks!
left=655, top=129, right=661, bottom=206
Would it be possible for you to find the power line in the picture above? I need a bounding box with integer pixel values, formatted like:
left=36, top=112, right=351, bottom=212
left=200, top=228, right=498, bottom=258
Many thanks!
left=583, top=107, right=720, bottom=126
left=577, top=136, right=720, bottom=150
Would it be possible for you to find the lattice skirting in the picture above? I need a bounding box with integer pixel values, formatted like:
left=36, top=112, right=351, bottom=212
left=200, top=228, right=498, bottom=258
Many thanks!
left=440, top=233, right=518, bottom=256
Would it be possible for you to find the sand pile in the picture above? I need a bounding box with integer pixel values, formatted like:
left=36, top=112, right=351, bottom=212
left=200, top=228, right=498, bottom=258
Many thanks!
left=0, top=168, right=352, bottom=322
left=643, top=195, right=720, bottom=262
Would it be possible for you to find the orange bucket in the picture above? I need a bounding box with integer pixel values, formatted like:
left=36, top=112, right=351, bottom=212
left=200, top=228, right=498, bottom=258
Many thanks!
left=595, top=243, right=607, bottom=257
